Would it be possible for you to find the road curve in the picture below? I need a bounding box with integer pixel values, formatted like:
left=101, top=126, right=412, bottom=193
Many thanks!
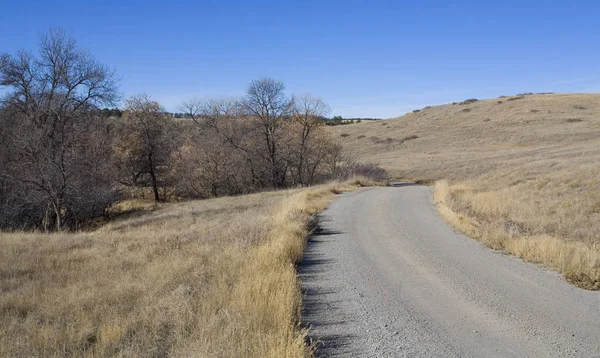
left=299, top=185, right=600, bottom=357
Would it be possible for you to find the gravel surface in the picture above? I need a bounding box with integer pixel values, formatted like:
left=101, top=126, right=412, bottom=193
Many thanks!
left=299, top=185, right=600, bottom=357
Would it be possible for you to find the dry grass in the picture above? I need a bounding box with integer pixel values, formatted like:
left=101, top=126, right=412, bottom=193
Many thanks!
left=331, top=93, right=600, bottom=289
left=0, top=179, right=372, bottom=357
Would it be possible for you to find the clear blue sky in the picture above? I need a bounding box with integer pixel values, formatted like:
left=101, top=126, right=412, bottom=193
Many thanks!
left=1, top=1, right=599, bottom=118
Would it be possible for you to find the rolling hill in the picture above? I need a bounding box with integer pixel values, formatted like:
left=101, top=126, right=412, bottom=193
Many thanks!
left=331, top=93, right=600, bottom=288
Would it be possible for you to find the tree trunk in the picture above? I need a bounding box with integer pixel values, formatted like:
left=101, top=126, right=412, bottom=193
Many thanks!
left=147, top=151, right=160, bottom=202
left=52, top=202, right=62, bottom=231
left=149, top=168, right=160, bottom=202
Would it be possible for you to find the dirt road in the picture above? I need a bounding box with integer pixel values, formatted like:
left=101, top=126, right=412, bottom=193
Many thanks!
left=300, top=185, right=600, bottom=357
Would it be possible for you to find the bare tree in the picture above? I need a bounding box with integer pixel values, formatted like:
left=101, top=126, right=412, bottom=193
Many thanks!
left=116, top=95, right=174, bottom=202
left=241, top=78, right=294, bottom=188
left=289, top=94, right=331, bottom=185
left=0, top=29, right=119, bottom=231
left=179, top=98, right=204, bottom=123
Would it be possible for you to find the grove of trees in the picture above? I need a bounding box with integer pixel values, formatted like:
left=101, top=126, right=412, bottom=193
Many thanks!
left=0, top=30, right=384, bottom=232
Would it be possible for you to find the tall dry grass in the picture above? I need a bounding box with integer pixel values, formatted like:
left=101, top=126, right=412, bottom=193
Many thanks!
left=0, top=179, right=370, bottom=357
left=330, top=93, right=600, bottom=289
left=435, top=181, right=600, bottom=290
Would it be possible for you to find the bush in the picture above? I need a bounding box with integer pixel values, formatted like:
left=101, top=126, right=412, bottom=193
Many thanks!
left=459, top=99, right=478, bottom=105
left=336, top=162, right=387, bottom=182
left=399, top=135, right=418, bottom=143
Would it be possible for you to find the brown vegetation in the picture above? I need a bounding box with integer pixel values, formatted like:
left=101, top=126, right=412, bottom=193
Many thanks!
left=1, top=32, right=377, bottom=232
left=0, top=30, right=386, bottom=357
left=330, top=93, right=600, bottom=289
left=0, top=180, right=373, bottom=357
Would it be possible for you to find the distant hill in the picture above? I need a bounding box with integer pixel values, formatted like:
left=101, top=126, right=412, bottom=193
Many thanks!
left=330, top=93, right=600, bottom=182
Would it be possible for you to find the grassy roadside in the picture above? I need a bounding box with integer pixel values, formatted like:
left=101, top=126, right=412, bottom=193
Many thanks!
left=435, top=180, right=600, bottom=290
left=0, top=179, right=373, bottom=357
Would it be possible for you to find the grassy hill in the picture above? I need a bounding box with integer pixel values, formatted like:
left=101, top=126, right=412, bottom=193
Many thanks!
left=332, top=93, right=600, bottom=289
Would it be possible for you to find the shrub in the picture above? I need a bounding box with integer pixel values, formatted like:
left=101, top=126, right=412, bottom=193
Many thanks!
left=399, top=135, right=419, bottom=143
left=459, top=98, right=479, bottom=105
left=337, top=162, right=387, bottom=181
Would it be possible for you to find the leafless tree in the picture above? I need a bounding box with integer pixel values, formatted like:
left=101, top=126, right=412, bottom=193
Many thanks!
left=116, top=95, right=174, bottom=202
left=0, top=29, right=119, bottom=231
left=289, top=94, right=331, bottom=185
left=179, top=98, right=204, bottom=123
left=241, top=78, right=294, bottom=188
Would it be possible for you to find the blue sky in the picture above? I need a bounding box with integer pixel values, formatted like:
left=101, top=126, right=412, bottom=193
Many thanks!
left=1, top=1, right=599, bottom=118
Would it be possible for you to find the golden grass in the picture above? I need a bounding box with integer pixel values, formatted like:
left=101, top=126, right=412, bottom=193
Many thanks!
left=331, top=93, right=600, bottom=289
left=0, top=179, right=372, bottom=357
left=435, top=181, right=600, bottom=290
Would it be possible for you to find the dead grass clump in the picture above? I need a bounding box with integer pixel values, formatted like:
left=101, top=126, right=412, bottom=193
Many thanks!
left=357, top=135, right=366, bottom=139
left=507, top=96, right=525, bottom=101
left=572, top=105, right=587, bottom=110
left=0, top=181, right=369, bottom=357
left=461, top=108, right=472, bottom=113
left=566, top=118, right=584, bottom=123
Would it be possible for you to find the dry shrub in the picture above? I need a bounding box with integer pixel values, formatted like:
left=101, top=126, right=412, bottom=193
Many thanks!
left=459, top=98, right=478, bottom=105
left=399, top=135, right=418, bottom=143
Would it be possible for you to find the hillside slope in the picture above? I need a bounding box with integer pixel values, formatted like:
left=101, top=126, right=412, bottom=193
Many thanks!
left=333, top=93, right=600, bottom=181
left=332, top=93, right=600, bottom=288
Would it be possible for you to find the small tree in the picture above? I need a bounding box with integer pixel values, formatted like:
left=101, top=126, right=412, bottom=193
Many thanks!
left=116, top=95, right=174, bottom=202
left=289, top=94, right=330, bottom=185
left=241, top=78, right=294, bottom=188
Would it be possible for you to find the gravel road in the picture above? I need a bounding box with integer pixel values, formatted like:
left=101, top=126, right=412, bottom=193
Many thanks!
left=299, top=185, right=600, bottom=357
